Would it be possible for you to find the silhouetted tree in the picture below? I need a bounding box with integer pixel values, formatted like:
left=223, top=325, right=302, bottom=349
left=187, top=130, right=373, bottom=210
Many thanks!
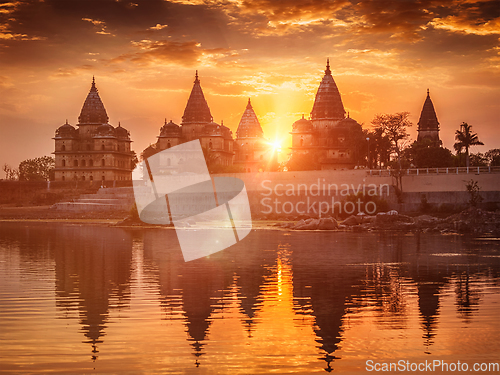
left=371, top=112, right=412, bottom=170
left=453, top=122, right=483, bottom=168
left=2, top=164, right=18, bottom=180
left=367, top=128, right=391, bottom=168
left=469, top=152, right=488, bottom=167
left=18, top=156, right=54, bottom=181
left=405, top=139, right=454, bottom=168
left=485, top=149, right=500, bottom=166
left=372, top=112, right=412, bottom=200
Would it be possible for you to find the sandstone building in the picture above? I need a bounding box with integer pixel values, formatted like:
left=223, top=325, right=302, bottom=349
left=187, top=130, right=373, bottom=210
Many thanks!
left=290, top=60, right=363, bottom=170
left=53, top=78, right=134, bottom=181
left=234, top=99, right=278, bottom=172
left=147, top=72, right=276, bottom=172
left=149, top=71, right=234, bottom=168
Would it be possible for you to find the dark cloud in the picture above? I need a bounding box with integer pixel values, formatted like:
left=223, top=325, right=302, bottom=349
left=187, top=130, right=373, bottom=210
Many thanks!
left=108, top=39, right=231, bottom=66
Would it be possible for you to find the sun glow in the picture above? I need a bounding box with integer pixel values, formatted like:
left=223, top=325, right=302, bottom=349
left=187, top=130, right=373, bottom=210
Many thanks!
left=271, top=140, right=282, bottom=153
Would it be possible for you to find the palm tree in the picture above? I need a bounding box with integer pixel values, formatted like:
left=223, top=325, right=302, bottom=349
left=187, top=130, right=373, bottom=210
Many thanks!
left=453, top=122, right=484, bottom=168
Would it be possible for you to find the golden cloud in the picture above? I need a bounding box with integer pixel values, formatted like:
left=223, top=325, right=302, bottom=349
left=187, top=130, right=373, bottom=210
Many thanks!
left=430, top=16, right=500, bottom=36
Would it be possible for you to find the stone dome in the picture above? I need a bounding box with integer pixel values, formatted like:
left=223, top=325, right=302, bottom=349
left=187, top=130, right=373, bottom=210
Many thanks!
left=55, top=121, right=76, bottom=138
left=115, top=122, right=130, bottom=139
left=337, top=116, right=360, bottom=128
left=95, top=123, right=116, bottom=137
left=292, top=117, right=313, bottom=132
left=203, top=122, right=233, bottom=138
left=159, top=120, right=181, bottom=137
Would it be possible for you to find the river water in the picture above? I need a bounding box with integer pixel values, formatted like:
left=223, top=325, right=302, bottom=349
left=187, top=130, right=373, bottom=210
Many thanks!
left=0, top=223, right=499, bottom=374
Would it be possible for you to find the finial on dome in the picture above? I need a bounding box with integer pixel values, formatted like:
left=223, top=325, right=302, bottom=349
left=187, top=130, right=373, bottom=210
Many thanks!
left=427, top=88, right=430, bottom=97
left=118, top=121, right=121, bottom=127
left=347, top=112, right=350, bottom=118
left=65, top=119, right=68, bottom=124
left=194, top=70, right=199, bottom=83
left=246, top=98, right=252, bottom=109
left=164, top=118, right=167, bottom=125
left=325, top=58, right=331, bottom=75
left=221, top=119, right=224, bottom=126
left=302, top=114, right=304, bottom=119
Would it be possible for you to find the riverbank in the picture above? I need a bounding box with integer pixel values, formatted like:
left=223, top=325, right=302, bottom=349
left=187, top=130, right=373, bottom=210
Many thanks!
left=1, top=205, right=499, bottom=236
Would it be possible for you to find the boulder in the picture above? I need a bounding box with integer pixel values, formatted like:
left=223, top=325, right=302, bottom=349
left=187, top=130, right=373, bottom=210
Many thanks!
left=375, top=212, right=395, bottom=224
left=343, top=215, right=359, bottom=226
left=318, top=217, right=338, bottom=230
left=294, top=218, right=320, bottom=230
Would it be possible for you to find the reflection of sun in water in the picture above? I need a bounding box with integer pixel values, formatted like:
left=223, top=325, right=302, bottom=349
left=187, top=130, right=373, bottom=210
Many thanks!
left=277, top=257, right=283, bottom=297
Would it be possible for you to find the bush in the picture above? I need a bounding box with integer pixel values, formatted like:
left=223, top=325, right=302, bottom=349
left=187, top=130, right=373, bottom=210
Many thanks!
left=344, top=192, right=388, bottom=216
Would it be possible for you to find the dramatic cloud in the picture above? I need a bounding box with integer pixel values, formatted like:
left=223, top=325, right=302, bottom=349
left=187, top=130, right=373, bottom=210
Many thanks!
left=108, top=39, right=232, bottom=66
left=0, top=0, right=499, bottom=171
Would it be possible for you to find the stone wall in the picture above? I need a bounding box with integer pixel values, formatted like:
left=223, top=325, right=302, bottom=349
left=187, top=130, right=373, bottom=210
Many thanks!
left=0, top=180, right=132, bottom=205
left=215, top=169, right=500, bottom=216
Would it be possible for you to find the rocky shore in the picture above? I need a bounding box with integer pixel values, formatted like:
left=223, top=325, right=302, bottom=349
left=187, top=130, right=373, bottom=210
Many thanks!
left=272, top=207, right=500, bottom=236
left=1, top=204, right=499, bottom=236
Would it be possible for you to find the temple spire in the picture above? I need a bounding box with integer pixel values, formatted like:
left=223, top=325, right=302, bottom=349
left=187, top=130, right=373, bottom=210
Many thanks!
left=181, top=71, right=213, bottom=124
left=417, top=89, right=440, bottom=143
left=78, top=77, right=108, bottom=124
left=325, top=58, right=331, bottom=76
left=310, top=60, right=345, bottom=120
left=236, top=98, right=264, bottom=139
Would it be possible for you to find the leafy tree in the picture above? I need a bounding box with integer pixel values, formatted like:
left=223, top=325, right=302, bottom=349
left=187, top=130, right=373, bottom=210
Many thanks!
left=344, top=122, right=366, bottom=167
left=405, top=140, right=454, bottom=168
left=130, top=151, right=139, bottom=170
left=465, top=179, right=483, bottom=207
left=485, top=149, right=500, bottom=166
left=366, top=128, right=391, bottom=168
left=371, top=112, right=412, bottom=170
left=453, top=122, right=483, bottom=168
left=18, top=156, right=55, bottom=181
left=2, top=164, right=19, bottom=180
left=469, top=152, right=488, bottom=167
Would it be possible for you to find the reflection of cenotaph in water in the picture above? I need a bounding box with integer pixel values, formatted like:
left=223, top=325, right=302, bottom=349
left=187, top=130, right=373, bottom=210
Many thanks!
left=53, top=226, right=133, bottom=361
left=3, top=222, right=491, bottom=370
left=143, top=229, right=277, bottom=366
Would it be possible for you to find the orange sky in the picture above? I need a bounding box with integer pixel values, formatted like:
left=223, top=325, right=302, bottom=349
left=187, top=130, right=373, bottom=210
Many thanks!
left=1, top=0, right=499, bottom=174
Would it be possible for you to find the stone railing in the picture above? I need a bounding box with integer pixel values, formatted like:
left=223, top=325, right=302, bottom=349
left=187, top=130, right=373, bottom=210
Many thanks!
left=366, top=166, right=500, bottom=177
